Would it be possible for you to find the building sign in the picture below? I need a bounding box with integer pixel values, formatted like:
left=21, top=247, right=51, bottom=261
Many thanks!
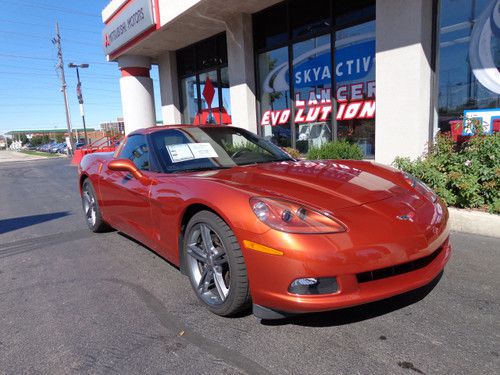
left=261, top=40, right=376, bottom=126
left=102, top=0, right=156, bottom=55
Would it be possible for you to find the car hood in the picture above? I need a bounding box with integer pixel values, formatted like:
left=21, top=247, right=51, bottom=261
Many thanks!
left=199, top=160, right=402, bottom=211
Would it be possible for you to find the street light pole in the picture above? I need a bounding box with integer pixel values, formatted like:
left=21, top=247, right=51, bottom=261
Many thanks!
left=68, top=63, right=89, bottom=145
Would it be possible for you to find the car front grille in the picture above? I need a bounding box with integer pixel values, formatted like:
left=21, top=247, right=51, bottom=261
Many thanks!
left=356, top=245, right=444, bottom=283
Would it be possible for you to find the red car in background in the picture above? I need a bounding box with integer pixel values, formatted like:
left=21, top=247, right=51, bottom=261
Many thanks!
left=78, top=125, right=451, bottom=319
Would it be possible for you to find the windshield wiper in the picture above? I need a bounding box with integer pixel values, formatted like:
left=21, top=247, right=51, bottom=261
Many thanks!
left=238, top=158, right=292, bottom=166
left=171, top=166, right=232, bottom=173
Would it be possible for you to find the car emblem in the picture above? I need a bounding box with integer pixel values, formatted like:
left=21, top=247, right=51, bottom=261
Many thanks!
left=397, top=213, right=414, bottom=222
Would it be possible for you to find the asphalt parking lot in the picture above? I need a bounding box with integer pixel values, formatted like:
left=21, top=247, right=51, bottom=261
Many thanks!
left=0, top=157, right=498, bottom=374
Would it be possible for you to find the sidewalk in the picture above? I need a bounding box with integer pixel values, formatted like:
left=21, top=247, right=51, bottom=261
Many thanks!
left=0, top=150, right=59, bottom=163
left=449, top=208, right=500, bottom=238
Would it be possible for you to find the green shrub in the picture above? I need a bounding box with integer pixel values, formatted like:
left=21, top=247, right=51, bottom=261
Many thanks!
left=394, top=132, right=500, bottom=213
left=307, top=140, right=364, bottom=160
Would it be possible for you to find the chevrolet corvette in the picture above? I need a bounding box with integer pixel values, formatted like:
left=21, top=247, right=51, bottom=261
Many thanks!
left=78, top=125, right=451, bottom=319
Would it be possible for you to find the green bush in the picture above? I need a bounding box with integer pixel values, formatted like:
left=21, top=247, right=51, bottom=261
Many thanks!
left=282, top=147, right=301, bottom=159
left=394, top=133, right=500, bottom=213
left=307, top=140, right=364, bottom=160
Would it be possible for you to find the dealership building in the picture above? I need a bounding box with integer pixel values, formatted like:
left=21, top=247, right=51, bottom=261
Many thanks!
left=101, top=0, right=499, bottom=164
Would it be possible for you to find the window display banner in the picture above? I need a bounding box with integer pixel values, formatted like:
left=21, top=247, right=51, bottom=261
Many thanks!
left=261, top=39, right=375, bottom=126
left=462, top=108, right=500, bottom=135
left=469, top=0, right=500, bottom=94
left=292, top=40, right=375, bottom=89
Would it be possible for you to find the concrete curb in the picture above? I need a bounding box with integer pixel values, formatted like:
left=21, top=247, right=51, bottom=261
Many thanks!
left=448, top=207, right=500, bottom=238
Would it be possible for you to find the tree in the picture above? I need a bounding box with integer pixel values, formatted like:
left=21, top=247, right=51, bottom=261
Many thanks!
left=55, top=133, right=65, bottom=143
left=20, top=133, right=29, bottom=145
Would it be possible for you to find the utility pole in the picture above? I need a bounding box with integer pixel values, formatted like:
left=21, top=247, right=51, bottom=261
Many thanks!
left=52, top=22, right=74, bottom=155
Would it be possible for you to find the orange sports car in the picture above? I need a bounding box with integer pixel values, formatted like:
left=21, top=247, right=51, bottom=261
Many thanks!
left=78, top=125, right=451, bottom=319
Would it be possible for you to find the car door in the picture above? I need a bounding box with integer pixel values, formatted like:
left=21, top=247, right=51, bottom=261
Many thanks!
left=100, top=134, right=155, bottom=246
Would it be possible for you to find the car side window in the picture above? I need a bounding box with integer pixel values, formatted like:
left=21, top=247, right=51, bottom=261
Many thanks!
left=119, top=135, right=150, bottom=171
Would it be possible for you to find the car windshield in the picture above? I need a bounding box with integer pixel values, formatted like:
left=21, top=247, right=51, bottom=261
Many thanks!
left=150, top=126, right=293, bottom=173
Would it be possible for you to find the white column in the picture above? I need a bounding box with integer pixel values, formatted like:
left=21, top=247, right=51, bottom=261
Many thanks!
left=226, top=13, right=257, bottom=134
left=375, top=0, right=435, bottom=164
left=158, top=51, right=182, bottom=124
left=118, top=55, right=156, bottom=134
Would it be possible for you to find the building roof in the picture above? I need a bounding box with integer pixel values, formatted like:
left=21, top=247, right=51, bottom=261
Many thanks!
left=6, top=128, right=95, bottom=135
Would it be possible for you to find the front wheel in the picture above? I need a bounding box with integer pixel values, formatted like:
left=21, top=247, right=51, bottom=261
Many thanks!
left=81, top=179, right=110, bottom=233
left=184, top=211, right=250, bottom=316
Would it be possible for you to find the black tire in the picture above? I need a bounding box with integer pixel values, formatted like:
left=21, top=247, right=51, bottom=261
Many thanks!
left=184, top=210, right=250, bottom=316
left=81, top=179, right=110, bottom=233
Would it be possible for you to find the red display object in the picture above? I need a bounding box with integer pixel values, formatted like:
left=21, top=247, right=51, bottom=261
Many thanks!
left=192, top=108, right=232, bottom=125
left=449, top=120, right=463, bottom=142
left=202, top=77, right=215, bottom=108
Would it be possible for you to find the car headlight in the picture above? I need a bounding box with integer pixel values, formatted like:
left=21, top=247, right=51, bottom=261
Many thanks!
left=250, top=197, right=346, bottom=234
left=402, top=172, right=437, bottom=203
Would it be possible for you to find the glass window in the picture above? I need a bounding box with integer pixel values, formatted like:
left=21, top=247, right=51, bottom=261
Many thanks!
left=180, top=75, right=199, bottom=124
left=119, top=135, right=150, bottom=171
left=291, top=0, right=331, bottom=38
left=438, top=0, right=500, bottom=132
left=254, top=0, right=376, bottom=155
left=220, top=67, right=232, bottom=123
left=293, top=34, right=332, bottom=153
left=217, top=33, right=228, bottom=65
left=335, top=20, right=376, bottom=157
left=177, top=47, right=196, bottom=77
left=199, top=70, right=220, bottom=124
left=335, top=0, right=375, bottom=28
left=196, top=37, right=218, bottom=71
left=253, top=2, right=288, bottom=50
left=150, top=127, right=292, bottom=173
left=177, top=33, right=231, bottom=126
left=258, top=46, right=292, bottom=147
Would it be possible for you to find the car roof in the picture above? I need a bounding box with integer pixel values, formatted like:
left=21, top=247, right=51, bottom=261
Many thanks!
left=128, top=124, right=236, bottom=136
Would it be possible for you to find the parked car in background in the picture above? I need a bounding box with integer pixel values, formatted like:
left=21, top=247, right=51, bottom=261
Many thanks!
left=74, top=141, right=86, bottom=149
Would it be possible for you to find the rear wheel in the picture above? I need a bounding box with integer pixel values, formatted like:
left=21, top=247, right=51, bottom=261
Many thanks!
left=184, top=211, right=250, bottom=316
left=82, top=179, right=110, bottom=233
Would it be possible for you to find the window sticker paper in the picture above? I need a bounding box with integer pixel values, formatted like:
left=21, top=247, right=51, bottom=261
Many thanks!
left=166, top=144, right=195, bottom=163
left=187, top=143, right=218, bottom=159
left=166, top=143, right=218, bottom=163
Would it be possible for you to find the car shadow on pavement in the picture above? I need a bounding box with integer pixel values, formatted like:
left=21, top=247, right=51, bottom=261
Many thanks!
left=117, top=231, right=181, bottom=271
left=261, top=272, right=443, bottom=327
left=0, top=211, right=70, bottom=234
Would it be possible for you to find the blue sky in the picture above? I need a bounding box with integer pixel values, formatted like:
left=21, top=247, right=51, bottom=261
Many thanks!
left=0, top=0, right=161, bottom=135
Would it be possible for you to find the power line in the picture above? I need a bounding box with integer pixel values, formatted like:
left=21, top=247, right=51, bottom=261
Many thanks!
left=0, top=86, right=119, bottom=93
left=0, top=40, right=106, bottom=58
left=0, top=30, right=99, bottom=46
left=0, top=0, right=101, bottom=18
left=0, top=63, right=58, bottom=72
left=0, top=70, right=119, bottom=80
left=0, top=19, right=101, bottom=34
left=0, top=53, right=110, bottom=65
left=0, top=103, right=122, bottom=107
left=0, top=52, right=53, bottom=61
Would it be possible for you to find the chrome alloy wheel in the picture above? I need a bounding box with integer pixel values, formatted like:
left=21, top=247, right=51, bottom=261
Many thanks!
left=186, top=223, right=230, bottom=305
left=82, top=186, right=97, bottom=227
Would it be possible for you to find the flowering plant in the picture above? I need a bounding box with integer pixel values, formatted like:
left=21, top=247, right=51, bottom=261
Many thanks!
left=394, top=132, right=499, bottom=213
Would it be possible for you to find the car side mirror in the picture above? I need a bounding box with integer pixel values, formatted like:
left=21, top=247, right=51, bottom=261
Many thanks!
left=108, top=158, right=147, bottom=182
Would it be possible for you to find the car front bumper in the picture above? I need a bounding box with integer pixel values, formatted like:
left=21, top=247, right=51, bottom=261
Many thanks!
left=236, top=198, right=452, bottom=317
